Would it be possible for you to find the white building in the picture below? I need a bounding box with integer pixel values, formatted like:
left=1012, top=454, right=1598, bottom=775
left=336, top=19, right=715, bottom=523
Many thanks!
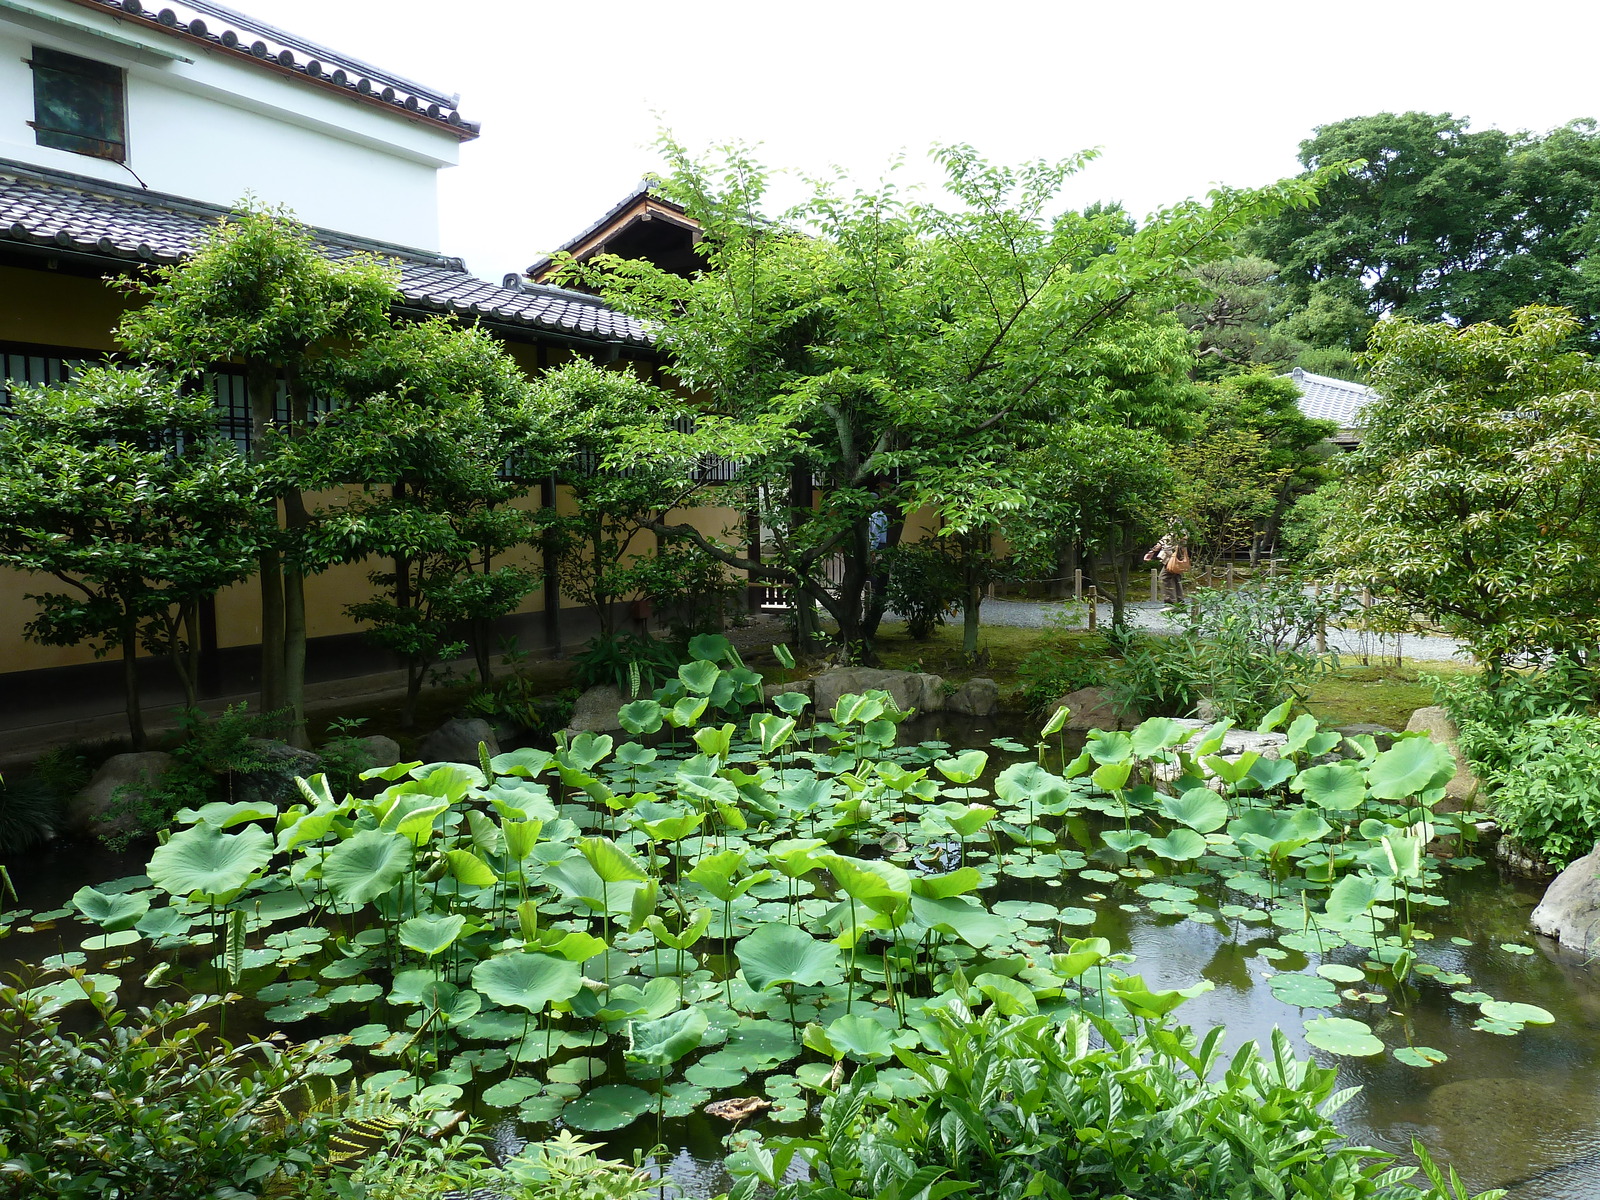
left=0, top=0, right=475, bottom=249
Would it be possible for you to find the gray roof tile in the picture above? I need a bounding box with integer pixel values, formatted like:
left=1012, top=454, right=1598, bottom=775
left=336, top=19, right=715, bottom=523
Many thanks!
left=1284, top=367, right=1378, bottom=429
left=0, top=160, right=652, bottom=348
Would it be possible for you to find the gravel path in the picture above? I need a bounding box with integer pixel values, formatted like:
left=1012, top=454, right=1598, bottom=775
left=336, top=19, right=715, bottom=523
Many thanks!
left=970, top=598, right=1472, bottom=663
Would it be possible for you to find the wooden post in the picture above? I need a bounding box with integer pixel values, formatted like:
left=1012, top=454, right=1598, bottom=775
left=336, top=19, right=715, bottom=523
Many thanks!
left=1313, top=580, right=1326, bottom=653
left=1268, top=557, right=1277, bottom=578
left=1361, top=586, right=1373, bottom=666
left=1073, top=568, right=1083, bottom=600
left=1226, top=562, right=1235, bottom=588
left=1086, top=586, right=1098, bottom=631
left=1150, top=567, right=1160, bottom=603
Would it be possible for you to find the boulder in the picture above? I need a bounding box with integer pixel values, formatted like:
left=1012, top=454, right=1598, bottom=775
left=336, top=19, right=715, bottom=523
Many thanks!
left=1048, top=685, right=1140, bottom=732
left=66, top=751, right=174, bottom=839
left=1530, top=842, right=1600, bottom=949
left=417, top=717, right=500, bottom=764
left=233, top=738, right=324, bottom=807
left=563, top=685, right=626, bottom=736
left=812, top=668, right=945, bottom=717
left=1404, top=706, right=1482, bottom=808
left=946, top=677, right=1000, bottom=717
left=1335, top=723, right=1399, bottom=751
left=1154, top=719, right=1288, bottom=781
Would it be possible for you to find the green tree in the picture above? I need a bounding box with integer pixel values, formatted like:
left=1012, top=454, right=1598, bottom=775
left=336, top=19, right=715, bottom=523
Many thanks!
left=0, top=367, right=262, bottom=747
left=299, top=320, right=551, bottom=726
left=1169, top=427, right=1289, bottom=569
left=118, top=203, right=399, bottom=747
left=1198, top=373, right=1336, bottom=558
left=1317, top=305, right=1600, bottom=672
left=527, top=359, right=699, bottom=639
left=578, top=138, right=1330, bottom=661
left=1176, top=254, right=1307, bottom=376
left=1250, top=112, right=1600, bottom=343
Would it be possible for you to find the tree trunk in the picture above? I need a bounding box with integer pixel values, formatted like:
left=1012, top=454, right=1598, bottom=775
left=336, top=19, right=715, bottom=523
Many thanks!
left=247, top=359, right=288, bottom=717
left=170, top=598, right=201, bottom=710
left=281, top=489, right=311, bottom=749
left=403, top=657, right=424, bottom=729
left=1111, top=526, right=1130, bottom=628
left=121, top=609, right=145, bottom=750
left=473, top=545, right=494, bottom=685
left=961, top=559, right=984, bottom=660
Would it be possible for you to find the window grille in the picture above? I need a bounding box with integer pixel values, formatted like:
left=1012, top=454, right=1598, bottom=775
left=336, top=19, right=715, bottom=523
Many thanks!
left=0, top=347, right=95, bottom=406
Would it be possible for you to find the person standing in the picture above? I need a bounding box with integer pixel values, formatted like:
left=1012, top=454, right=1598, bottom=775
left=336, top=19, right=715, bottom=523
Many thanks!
left=1144, top=529, right=1190, bottom=605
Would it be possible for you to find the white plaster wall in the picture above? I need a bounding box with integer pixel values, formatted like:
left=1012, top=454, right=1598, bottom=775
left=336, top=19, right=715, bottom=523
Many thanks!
left=0, top=3, right=462, bottom=249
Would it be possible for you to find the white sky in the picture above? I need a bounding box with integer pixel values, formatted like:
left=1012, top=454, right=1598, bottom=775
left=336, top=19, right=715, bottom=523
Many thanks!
left=249, top=0, right=1600, bottom=284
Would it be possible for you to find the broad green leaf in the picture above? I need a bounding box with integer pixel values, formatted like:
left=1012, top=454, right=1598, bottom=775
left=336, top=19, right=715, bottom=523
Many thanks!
left=1147, top=829, right=1207, bottom=861
left=563, top=1084, right=652, bottom=1132
left=322, top=830, right=412, bottom=906
left=579, top=837, right=649, bottom=884
left=974, top=972, right=1038, bottom=1017
left=1293, top=762, right=1367, bottom=809
left=1131, top=717, right=1192, bottom=757
left=445, top=849, right=498, bottom=888
left=826, top=1013, right=896, bottom=1062
left=617, top=700, right=664, bottom=736
left=933, top=750, right=988, bottom=785
left=398, top=914, right=466, bottom=958
left=1303, top=1016, right=1384, bottom=1057
left=1366, top=736, right=1456, bottom=800
left=1479, top=1000, right=1554, bottom=1026
left=737, top=922, right=843, bottom=992
left=1159, top=787, right=1228, bottom=833
left=1109, top=974, right=1213, bottom=1020
left=628, top=1006, right=709, bottom=1067
left=679, top=660, right=721, bottom=696
left=470, top=951, right=582, bottom=1013
left=148, top=822, right=273, bottom=902
left=72, top=885, right=148, bottom=932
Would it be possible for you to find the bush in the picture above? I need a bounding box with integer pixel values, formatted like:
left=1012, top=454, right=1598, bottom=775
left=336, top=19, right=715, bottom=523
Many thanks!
left=0, top=973, right=335, bottom=1198
left=104, top=704, right=288, bottom=848
left=727, top=1004, right=1503, bottom=1200
left=883, top=542, right=964, bottom=640
left=1108, top=577, right=1340, bottom=724
left=1485, top=714, right=1600, bottom=868
left=571, top=633, right=682, bottom=697
left=620, top=541, right=747, bottom=642
left=0, top=774, right=62, bottom=855
left=1434, top=658, right=1600, bottom=778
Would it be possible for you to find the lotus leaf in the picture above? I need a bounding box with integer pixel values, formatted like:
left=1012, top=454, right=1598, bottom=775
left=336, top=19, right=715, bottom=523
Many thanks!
left=71, top=885, right=148, bottom=932
left=148, top=822, right=273, bottom=902
left=1303, top=1016, right=1384, bottom=1056
left=738, top=922, right=843, bottom=992
left=471, top=951, right=583, bottom=1013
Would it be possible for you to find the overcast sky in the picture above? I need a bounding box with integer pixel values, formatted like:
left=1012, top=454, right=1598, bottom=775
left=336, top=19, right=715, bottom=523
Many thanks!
left=249, top=0, right=1600, bottom=284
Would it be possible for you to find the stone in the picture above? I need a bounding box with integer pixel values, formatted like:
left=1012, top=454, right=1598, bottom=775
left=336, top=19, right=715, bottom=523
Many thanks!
left=232, top=738, right=324, bottom=807
left=1530, top=842, right=1600, bottom=949
left=1335, top=723, right=1398, bottom=751
left=1048, top=685, right=1140, bottom=732
left=66, top=751, right=175, bottom=838
left=1154, top=719, right=1288, bottom=781
left=1404, top=706, right=1482, bottom=808
left=417, top=717, right=500, bottom=764
left=946, top=677, right=1000, bottom=717
left=563, top=685, right=626, bottom=736
left=812, top=668, right=945, bottom=717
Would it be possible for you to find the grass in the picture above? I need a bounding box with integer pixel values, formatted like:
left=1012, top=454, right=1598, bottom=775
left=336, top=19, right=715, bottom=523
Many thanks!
left=1303, top=661, right=1479, bottom=731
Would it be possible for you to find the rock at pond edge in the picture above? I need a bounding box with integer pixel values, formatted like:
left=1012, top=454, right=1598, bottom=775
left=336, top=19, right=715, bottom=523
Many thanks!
left=418, top=717, right=501, bottom=764
left=66, top=750, right=175, bottom=838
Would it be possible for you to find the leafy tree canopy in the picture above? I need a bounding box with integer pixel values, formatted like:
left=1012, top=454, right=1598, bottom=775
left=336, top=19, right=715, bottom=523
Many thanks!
left=1316, top=305, right=1600, bottom=669
left=575, top=136, right=1336, bottom=657
left=1249, top=112, right=1600, bottom=344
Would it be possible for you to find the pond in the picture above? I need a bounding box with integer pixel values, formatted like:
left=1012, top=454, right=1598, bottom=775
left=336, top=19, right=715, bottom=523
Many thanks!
left=3, top=693, right=1597, bottom=1200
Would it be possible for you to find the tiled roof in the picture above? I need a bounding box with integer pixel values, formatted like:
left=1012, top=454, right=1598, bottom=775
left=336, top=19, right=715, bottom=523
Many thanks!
left=0, top=160, right=653, bottom=347
left=1285, top=366, right=1378, bottom=430
left=58, top=0, right=479, bottom=138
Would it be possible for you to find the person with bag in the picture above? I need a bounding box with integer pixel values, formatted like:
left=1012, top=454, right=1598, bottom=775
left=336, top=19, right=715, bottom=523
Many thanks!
left=1144, top=527, right=1190, bottom=605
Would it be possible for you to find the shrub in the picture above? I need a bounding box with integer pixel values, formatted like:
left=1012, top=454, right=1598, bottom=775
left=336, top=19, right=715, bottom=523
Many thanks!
left=0, top=774, right=62, bottom=855
left=619, top=541, right=747, bottom=642
left=0, top=973, right=335, bottom=1198
left=727, top=1004, right=1503, bottom=1200
left=105, top=704, right=287, bottom=848
left=571, top=633, right=682, bottom=697
left=1434, top=658, right=1600, bottom=778
left=883, top=542, right=964, bottom=640
left=1108, top=577, right=1340, bottom=724
left=1486, top=714, right=1600, bottom=868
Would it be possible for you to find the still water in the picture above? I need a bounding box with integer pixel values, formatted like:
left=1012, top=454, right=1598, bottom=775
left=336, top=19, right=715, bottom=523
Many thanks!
left=4, top=713, right=1598, bottom=1198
